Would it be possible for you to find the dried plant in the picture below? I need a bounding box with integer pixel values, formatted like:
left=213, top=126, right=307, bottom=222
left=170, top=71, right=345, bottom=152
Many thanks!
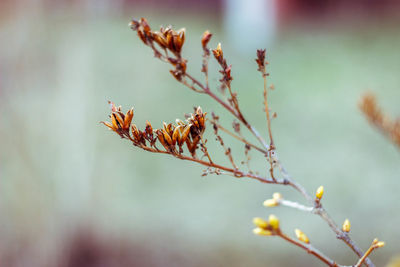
left=102, top=18, right=385, bottom=266
left=359, top=92, right=400, bottom=148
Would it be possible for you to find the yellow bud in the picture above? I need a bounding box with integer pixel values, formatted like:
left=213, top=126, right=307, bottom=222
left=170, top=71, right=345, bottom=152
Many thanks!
left=316, top=186, right=324, bottom=200
left=253, top=217, right=269, bottom=229
left=263, top=199, right=278, bottom=207
left=272, top=192, right=282, bottom=200
left=342, top=219, right=351, bottom=232
left=253, top=227, right=272, bottom=236
left=295, top=229, right=310, bottom=244
left=268, top=214, right=280, bottom=230
left=376, top=241, right=385, bottom=248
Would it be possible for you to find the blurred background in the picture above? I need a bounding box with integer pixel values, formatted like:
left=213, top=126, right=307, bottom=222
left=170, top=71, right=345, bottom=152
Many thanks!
left=1, top=0, right=400, bottom=266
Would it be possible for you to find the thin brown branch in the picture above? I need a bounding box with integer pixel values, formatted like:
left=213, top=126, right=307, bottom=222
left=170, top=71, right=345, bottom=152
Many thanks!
left=263, top=72, right=274, bottom=148
left=278, top=232, right=338, bottom=267
left=355, top=239, right=385, bottom=267
left=185, top=73, right=271, bottom=151
left=200, top=135, right=213, bottom=163
left=209, top=119, right=267, bottom=154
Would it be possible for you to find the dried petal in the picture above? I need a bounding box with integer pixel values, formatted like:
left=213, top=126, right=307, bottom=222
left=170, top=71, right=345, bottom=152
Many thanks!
left=181, top=124, right=192, bottom=141
left=123, top=108, right=134, bottom=130
left=162, top=129, right=173, bottom=145
left=172, top=125, right=182, bottom=146
left=176, top=119, right=185, bottom=126
left=140, top=17, right=151, bottom=34
left=111, top=113, right=121, bottom=129
left=131, top=124, right=140, bottom=138
left=101, top=121, right=115, bottom=131
left=212, top=43, right=223, bottom=61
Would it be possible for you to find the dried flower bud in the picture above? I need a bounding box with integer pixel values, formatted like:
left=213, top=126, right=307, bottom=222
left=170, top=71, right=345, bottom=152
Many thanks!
left=253, top=227, right=272, bottom=236
left=172, top=125, right=182, bottom=145
left=129, top=19, right=140, bottom=30
left=201, top=30, right=212, bottom=49
left=316, top=186, right=324, bottom=200
left=140, top=18, right=151, bottom=34
left=263, top=199, right=278, bottom=207
left=342, top=219, right=351, bottom=232
left=153, top=31, right=168, bottom=48
left=268, top=214, right=280, bottom=230
left=212, top=43, right=223, bottom=61
left=156, top=129, right=170, bottom=150
left=123, top=108, right=134, bottom=130
left=173, top=28, right=185, bottom=54
left=162, top=129, right=173, bottom=145
left=180, top=124, right=192, bottom=144
left=113, top=113, right=123, bottom=129
left=256, top=49, right=266, bottom=71
left=145, top=121, right=153, bottom=134
left=253, top=217, right=269, bottom=229
left=376, top=241, right=385, bottom=248
left=170, top=70, right=182, bottom=81
left=295, top=229, right=309, bottom=244
left=176, top=119, right=185, bottom=126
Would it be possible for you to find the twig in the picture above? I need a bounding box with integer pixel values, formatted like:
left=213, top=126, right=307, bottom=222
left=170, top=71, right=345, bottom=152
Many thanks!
left=209, top=119, right=267, bottom=154
left=278, top=232, right=338, bottom=267
left=355, top=239, right=385, bottom=267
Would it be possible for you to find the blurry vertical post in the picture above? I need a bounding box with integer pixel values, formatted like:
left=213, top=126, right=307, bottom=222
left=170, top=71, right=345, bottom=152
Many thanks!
left=223, top=0, right=277, bottom=53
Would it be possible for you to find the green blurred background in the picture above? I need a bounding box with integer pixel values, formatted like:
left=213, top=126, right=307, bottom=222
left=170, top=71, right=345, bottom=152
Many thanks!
left=1, top=0, right=400, bottom=266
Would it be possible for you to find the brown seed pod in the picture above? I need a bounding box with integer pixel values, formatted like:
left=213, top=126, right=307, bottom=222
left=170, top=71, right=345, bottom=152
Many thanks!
left=156, top=130, right=170, bottom=151
left=176, top=119, right=185, bottom=126
left=140, top=18, right=151, bottom=34
left=153, top=32, right=168, bottom=48
left=201, top=30, right=212, bottom=49
left=180, top=124, right=192, bottom=144
left=145, top=120, right=153, bottom=135
left=162, top=129, right=173, bottom=145
left=172, top=125, right=182, bottom=146
left=123, top=108, right=134, bottom=130
left=112, top=113, right=122, bottom=129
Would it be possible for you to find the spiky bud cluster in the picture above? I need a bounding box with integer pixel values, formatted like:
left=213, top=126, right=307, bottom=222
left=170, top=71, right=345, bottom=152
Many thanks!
left=255, top=49, right=267, bottom=74
left=101, top=101, right=134, bottom=138
left=212, top=43, right=232, bottom=84
left=130, top=18, right=187, bottom=81
left=102, top=103, right=206, bottom=157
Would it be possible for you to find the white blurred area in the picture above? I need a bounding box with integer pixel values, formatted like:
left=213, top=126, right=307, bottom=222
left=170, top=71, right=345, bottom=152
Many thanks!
left=223, top=0, right=277, bottom=53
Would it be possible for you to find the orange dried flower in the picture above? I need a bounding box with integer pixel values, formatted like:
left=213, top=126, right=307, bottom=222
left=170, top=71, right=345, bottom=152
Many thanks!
left=201, top=30, right=212, bottom=50
left=101, top=101, right=133, bottom=138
